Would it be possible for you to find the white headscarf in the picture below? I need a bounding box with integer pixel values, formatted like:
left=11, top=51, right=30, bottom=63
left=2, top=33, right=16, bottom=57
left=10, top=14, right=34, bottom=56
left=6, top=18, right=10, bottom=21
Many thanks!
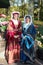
left=23, top=15, right=33, bottom=29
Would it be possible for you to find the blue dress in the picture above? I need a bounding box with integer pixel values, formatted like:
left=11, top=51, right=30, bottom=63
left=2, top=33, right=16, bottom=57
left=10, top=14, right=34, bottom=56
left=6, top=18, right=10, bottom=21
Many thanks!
left=20, top=23, right=36, bottom=62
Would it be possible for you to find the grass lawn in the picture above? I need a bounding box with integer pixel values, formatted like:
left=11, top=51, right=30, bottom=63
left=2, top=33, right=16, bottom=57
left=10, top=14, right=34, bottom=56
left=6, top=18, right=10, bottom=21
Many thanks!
left=34, top=20, right=43, bottom=25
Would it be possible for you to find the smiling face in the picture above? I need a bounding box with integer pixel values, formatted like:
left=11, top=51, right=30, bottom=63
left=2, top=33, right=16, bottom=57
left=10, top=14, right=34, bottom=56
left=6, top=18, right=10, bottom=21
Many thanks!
left=13, top=13, right=19, bottom=20
left=25, top=17, right=31, bottom=23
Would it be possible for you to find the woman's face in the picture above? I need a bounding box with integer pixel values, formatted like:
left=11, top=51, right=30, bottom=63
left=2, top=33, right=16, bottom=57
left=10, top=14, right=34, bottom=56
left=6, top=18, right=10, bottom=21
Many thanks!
left=25, top=17, right=30, bottom=23
left=13, top=14, right=18, bottom=20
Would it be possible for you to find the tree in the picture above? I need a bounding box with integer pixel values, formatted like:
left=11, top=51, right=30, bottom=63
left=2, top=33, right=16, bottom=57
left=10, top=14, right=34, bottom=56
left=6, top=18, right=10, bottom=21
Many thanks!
left=0, top=0, right=10, bottom=8
left=9, top=0, right=15, bottom=6
left=40, top=0, right=43, bottom=20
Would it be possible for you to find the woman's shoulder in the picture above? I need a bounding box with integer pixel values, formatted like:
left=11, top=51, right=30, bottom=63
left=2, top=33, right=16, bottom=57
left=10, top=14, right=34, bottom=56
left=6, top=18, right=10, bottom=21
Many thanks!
left=28, top=23, right=35, bottom=30
left=9, top=19, right=13, bottom=23
left=18, top=20, right=21, bottom=24
left=18, top=20, right=21, bottom=22
left=30, top=23, right=34, bottom=27
left=8, top=19, right=14, bottom=26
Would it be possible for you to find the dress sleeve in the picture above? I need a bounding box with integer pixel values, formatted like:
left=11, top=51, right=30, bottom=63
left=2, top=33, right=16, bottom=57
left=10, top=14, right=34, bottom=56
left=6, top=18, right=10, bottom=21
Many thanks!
left=7, top=20, right=14, bottom=31
left=30, top=24, right=36, bottom=39
left=32, top=25, right=36, bottom=35
left=6, top=20, right=14, bottom=40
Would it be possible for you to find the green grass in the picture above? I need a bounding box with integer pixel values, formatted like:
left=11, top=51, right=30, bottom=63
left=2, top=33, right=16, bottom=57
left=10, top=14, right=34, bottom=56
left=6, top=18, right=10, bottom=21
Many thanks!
left=34, top=20, right=43, bottom=25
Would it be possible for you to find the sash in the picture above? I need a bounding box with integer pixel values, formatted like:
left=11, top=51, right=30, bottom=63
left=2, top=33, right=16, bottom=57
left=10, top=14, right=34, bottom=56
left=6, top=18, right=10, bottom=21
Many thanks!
left=21, top=34, right=34, bottom=50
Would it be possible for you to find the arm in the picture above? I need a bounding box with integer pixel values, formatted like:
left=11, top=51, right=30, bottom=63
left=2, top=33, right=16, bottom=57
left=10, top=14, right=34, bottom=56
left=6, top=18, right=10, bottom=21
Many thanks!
left=7, top=20, right=14, bottom=31
left=29, top=24, right=36, bottom=39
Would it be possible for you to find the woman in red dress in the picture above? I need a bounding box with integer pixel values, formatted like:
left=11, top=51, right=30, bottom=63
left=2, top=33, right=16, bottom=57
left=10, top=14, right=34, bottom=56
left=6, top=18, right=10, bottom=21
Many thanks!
left=5, top=11, right=22, bottom=64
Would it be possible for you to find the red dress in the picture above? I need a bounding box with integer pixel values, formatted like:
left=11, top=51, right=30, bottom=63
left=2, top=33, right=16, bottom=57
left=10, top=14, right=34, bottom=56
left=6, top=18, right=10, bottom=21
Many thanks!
left=5, top=20, right=22, bottom=64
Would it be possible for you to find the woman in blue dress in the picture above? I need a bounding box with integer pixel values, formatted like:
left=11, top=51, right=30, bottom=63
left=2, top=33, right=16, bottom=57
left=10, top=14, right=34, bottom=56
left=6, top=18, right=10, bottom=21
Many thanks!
left=20, top=15, right=36, bottom=63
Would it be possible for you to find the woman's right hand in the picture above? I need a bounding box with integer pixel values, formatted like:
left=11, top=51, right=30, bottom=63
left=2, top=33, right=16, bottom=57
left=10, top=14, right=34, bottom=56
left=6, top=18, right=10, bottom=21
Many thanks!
left=14, top=35, right=19, bottom=38
left=14, top=29, right=18, bottom=31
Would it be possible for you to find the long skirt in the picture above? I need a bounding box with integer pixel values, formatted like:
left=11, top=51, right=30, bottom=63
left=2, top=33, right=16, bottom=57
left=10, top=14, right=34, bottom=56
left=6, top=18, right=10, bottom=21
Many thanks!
left=5, top=31, right=20, bottom=64
left=20, top=34, right=35, bottom=62
left=5, top=41, right=20, bottom=64
left=20, top=46, right=35, bottom=62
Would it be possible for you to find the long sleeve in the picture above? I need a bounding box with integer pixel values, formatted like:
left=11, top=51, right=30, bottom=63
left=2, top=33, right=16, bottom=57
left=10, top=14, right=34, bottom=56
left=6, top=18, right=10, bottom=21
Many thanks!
left=27, top=24, right=36, bottom=39
left=31, top=25, right=36, bottom=35
left=30, top=25, right=36, bottom=39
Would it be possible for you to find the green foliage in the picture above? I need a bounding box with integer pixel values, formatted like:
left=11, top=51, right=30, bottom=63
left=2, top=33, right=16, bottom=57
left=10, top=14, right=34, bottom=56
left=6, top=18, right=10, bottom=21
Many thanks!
left=40, top=10, right=43, bottom=20
left=19, top=3, right=28, bottom=17
left=0, top=0, right=10, bottom=8
left=0, top=8, right=7, bottom=14
left=34, top=20, right=43, bottom=44
left=0, top=0, right=9, bottom=5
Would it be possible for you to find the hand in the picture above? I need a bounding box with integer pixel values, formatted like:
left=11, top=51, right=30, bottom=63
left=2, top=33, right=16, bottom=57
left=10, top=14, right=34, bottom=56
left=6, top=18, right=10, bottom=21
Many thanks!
left=18, top=27, right=22, bottom=31
left=23, top=36, right=26, bottom=39
left=14, top=29, right=18, bottom=31
left=14, top=35, right=19, bottom=38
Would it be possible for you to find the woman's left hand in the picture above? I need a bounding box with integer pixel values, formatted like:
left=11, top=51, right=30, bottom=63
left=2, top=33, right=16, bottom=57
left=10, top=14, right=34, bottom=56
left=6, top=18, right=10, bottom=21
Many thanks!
left=18, top=27, right=22, bottom=31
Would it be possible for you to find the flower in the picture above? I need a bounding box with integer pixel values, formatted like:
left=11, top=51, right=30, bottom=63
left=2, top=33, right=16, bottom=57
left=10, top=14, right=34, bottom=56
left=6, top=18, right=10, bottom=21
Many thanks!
left=41, top=36, right=43, bottom=39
